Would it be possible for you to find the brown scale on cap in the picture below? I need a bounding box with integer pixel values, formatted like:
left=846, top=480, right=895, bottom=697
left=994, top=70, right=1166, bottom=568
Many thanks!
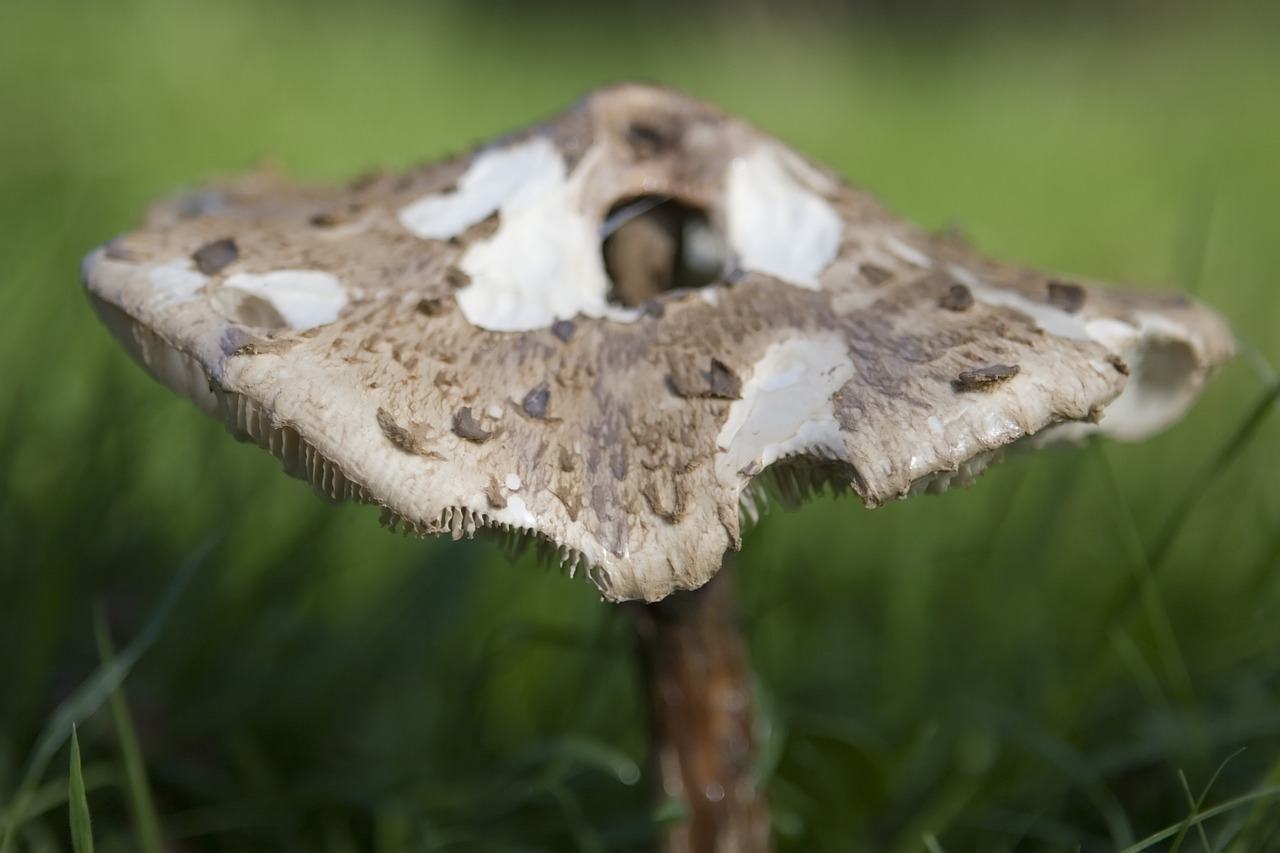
left=451, top=407, right=494, bottom=442
left=191, top=237, right=238, bottom=275
left=1047, top=279, right=1087, bottom=313
left=82, top=83, right=1234, bottom=602
left=939, top=282, right=975, bottom=312
left=954, top=363, right=1021, bottom=392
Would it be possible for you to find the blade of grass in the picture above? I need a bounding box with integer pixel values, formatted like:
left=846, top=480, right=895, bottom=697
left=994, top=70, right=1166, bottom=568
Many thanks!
left=1224, top=750, right=1280, bottom=853
left=1062, top=377, right=1280, bottom=781
left=1097, top=359, right=1280, bottom=651
left=1181, top=750, right=1245, bottom=853
left=1169, top=770, right=1200, bottom=853
left=544, top=781, right=604, bottom=853
left=972, top=701, right=1134, bottom=848
left=922, top=831, right=947, bottom=853
left=1119, top=785, right=1280, bottom=853
left=0, top=542, right=209, bottom=852
left=1092, top=446, right=1199, bottom=716
left=1235, top=333, right=1278, bottom=388
left=93, top=609, right=163, bottom=853
left=68, top=727, right=93, bottom=853
left=1147, top=375, right=1280, bottom=573
left=1168, top=173, right=1215, bottom=296
left=1109, top=624, right=1171, bottom=708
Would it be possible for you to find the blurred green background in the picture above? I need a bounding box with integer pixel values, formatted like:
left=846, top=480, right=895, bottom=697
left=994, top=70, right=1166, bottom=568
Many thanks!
left=2, top=0, right=1279, bottom=849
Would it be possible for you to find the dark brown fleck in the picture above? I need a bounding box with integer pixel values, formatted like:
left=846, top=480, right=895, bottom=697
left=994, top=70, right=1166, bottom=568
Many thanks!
left=640, top=475, right=686, bottom=523
left=192, top=237, right=238, bottom=275
left=417, top=297, right=448, bottom=315
left=485, top=476, right=507, bottom=509
left=522, top=385, right=550, bottom=419
left=231, top=339, right=295, bottom=357
left=458, top=215, right=500, bottom=243
left=953, top=363, right=1020, bottom=392
left=558, top=445, right=577, bottom=472
left=1047, top=280, right=1086, bottom=313
left=377, top=407, right=418, bottom=453
left=706, top=359, right=742, bottom=399
left=939, top=283, right=974, bottom=311
left=551, top=319, right=576, bottom=342
left=452, top=407, right=493, bottom=442
left=1107, top=353, right=1131, bottom=375
left=552, top=485, right=581, bottom=521
left=446, top=268, right=471, bottom=289
left=625, top=120, right=677, bottom=158
left=859, top=263, right=893, bottom=286
left=309, top=210, right=343, bottom=228
left=668, top=358, right=742, bottom=399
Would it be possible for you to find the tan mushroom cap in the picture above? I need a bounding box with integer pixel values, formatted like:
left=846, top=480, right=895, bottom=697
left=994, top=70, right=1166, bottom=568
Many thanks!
left=83, top=83, right=1234, bottom=602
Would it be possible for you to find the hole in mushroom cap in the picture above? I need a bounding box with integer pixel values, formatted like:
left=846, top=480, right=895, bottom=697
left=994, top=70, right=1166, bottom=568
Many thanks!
left=1101, top=337, right=1203, bottom=440
left=601, top=195, right=726, bottom=308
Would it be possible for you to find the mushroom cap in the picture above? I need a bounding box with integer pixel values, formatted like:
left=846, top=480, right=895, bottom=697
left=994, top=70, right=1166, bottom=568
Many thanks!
left=83, top=83, right=1234, bottom=602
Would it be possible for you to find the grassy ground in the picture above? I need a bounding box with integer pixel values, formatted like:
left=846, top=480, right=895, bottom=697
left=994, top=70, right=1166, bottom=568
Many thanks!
left=2, top=0, right=1279, bottom=849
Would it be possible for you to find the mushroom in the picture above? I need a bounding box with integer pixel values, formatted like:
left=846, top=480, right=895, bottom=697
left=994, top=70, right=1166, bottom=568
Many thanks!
left=81, top=83, right=1234, bottom=851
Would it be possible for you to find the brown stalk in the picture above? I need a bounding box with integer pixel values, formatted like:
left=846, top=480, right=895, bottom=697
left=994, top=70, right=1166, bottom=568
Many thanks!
left=626, top=562, right=769, bottom=852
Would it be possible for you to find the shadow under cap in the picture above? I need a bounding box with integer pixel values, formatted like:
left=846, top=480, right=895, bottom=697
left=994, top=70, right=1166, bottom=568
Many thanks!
left=82, top=83, right=1234, bottom=603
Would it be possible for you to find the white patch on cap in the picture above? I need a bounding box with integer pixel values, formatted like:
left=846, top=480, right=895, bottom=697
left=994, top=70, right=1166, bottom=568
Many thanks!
left=491, top=494, right=536, bottom=529
left=211, top=270, right=348, bottom=330
left=716, top=334, right=855, bottom=484
left=398, top=138, right=565, bottom=240
left=454, top=145, right=641, bottom=332
left=726, top=144, right=843, bottom=289
left=148, top=261, right=207, bottom=307
left=884, top=235, right=934, bottom=269
left=1085, top=317, right=1140, bottom=351
left=969, top=282, right=1091, bottom=340
left=946, top=264, right=982, bottom=289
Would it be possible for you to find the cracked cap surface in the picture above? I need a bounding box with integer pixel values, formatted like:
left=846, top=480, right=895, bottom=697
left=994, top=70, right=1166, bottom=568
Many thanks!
left=83, top=83, right=1234, bottom=602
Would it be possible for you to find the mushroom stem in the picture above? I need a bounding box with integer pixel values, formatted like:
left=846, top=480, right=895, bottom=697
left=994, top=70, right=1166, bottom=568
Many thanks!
left=626, top=559, right=770, bottom=852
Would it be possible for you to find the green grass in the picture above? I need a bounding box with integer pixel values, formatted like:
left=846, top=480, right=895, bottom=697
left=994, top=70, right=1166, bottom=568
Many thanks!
left=2, top=0, right=1278, bottom=849
left=67, top=728, right=92, bottom=853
